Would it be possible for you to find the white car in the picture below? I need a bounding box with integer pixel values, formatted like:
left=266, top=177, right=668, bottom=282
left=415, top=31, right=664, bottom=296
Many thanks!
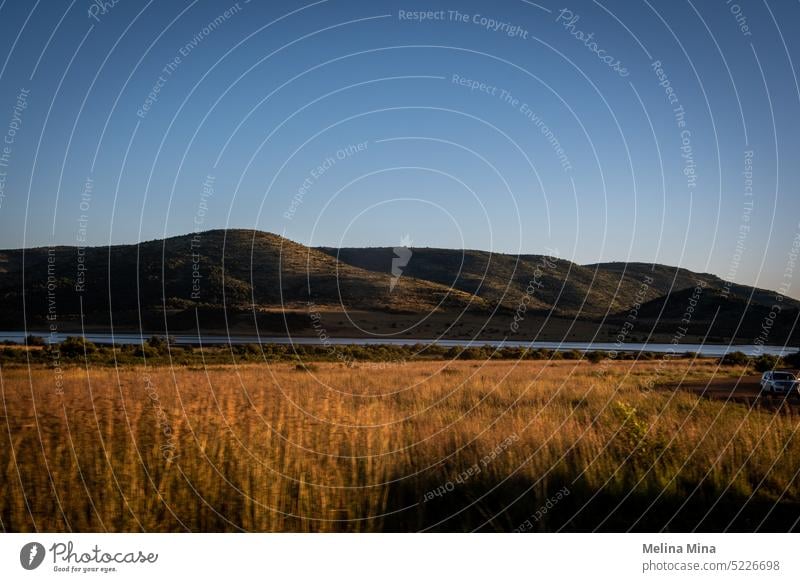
left=760, top=371, right=799, bottom=396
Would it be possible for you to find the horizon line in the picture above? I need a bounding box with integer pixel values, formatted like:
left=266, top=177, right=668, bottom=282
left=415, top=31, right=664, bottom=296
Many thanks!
left=7, top=227, right=796, bottom=301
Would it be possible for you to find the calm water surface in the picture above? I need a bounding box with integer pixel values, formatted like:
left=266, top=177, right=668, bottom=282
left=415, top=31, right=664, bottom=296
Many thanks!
left=1, top=331, right=796, bottom=357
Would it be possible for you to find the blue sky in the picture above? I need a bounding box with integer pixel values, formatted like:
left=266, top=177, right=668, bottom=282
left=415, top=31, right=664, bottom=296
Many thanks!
left=0, top=0, right=798, bottom=298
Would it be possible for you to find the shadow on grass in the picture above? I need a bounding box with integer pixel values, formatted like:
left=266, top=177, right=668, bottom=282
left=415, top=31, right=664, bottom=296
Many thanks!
left=378, top=471, right=800, bottom=533
left=4, top=466, right=798, bottom=532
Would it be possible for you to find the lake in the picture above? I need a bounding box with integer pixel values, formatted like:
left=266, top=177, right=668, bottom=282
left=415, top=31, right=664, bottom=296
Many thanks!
left=1, top=331, right=797, bottom=357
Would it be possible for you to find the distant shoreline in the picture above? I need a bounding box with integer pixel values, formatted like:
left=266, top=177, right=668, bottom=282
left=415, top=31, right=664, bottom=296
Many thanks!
left=4, top=330, right=796, bottom=357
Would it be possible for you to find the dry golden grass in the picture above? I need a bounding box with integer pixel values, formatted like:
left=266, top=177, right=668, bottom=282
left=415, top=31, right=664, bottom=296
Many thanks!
left=1, top=359, right=799, bottom=532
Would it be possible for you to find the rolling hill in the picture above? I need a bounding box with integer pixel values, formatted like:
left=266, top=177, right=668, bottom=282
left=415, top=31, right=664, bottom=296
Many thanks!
left=0, top=229, right=796, bottom=344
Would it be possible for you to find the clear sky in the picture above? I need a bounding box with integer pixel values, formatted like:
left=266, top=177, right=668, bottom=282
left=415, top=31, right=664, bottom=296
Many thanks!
left=0, top=0, right=798, bottom=298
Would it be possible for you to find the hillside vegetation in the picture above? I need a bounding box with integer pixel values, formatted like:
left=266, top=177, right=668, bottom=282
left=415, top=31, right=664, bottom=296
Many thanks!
left=0, top=229, right=796, bottom=343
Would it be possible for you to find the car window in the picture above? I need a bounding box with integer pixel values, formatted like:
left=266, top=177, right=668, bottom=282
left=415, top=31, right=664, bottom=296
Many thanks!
left=773, top=373, right=796, bottom=381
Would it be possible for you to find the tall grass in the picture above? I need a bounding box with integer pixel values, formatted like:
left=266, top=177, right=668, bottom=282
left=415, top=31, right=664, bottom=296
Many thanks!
left=1, top=359, right=798, bottom=532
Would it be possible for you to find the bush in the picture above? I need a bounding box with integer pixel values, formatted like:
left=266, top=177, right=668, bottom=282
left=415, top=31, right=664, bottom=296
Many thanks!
left=59, top=336, right=97, bottom=358
left=457, top=347, right=484, bottom=360
left=233, top=343, right=261, bottom=356
left=146, top=335, right=171, bottom=354
left=720, top=351, right=749, bottom=366
left=25, top=335, right=46, bottom=347
left=612, top=401, right=664, bottom=462
left=586, top=350, right=607, bottom=364
left=133, top=343, right=160, bottom=359
left=753, top=354, right=783, bottom=373
left=783, top=350, right=800, bottom=369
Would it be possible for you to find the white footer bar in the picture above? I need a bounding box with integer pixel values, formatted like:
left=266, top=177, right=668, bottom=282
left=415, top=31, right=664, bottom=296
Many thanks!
left=1, top=533, right=796, bottom=581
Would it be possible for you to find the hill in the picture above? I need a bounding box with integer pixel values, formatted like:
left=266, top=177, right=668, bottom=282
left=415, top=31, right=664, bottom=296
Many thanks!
left=0, top=230, right=796, bottom=344
left=0, top=230, right=485, bottom=333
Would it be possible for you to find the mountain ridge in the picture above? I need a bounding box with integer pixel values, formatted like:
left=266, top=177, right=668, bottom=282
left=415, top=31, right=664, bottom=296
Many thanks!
left=0, top=229, right=797, bottom=344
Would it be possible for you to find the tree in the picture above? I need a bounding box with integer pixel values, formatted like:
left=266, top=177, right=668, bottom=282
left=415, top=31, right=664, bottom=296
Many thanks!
left=59, top=336, right=97, bottom=357
left=753, top=354, right=783, bottom=373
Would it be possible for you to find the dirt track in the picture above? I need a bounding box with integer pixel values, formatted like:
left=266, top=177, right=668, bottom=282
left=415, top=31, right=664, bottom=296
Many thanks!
left=678, top=374, right=800, bottom=412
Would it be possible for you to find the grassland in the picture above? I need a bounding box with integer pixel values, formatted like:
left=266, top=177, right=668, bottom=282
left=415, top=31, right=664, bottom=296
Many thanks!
left=2, top=358, right=799, bottom=532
